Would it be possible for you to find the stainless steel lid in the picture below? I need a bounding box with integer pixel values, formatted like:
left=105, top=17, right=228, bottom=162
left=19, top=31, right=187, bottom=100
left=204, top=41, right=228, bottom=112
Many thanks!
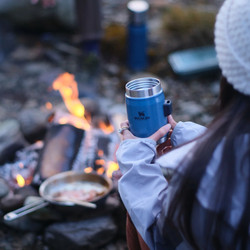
left=127, top=0, right=149, bottom=26
left=125, top=77, right=162, bottom=98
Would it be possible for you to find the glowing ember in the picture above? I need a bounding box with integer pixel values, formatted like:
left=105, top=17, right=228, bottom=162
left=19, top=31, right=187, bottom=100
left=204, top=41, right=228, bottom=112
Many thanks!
left=52, top=72, right=91, bottom=130
left=84, top=167, right=93, bottom=173
left=98, top=121, right=114, bottom=134
left=95, top=159, right=105, bottom=166
left=45, top=102, right=53, bottom=110
left=16, top=174, right=25, bottom=187
left=98, top=150, right=104, bottom=157
left=97, top=167, right=105, bottom=175
left=106, top=161, right=119, bottom=178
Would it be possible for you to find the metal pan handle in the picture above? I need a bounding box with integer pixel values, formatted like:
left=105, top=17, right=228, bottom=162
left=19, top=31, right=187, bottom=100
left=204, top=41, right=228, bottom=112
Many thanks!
left=3, top=199, right=49, bottom=221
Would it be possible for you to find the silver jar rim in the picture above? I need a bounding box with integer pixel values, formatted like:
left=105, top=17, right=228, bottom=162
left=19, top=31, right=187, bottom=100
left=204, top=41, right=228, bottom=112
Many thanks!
left=125, top=77, right=162, bottom=98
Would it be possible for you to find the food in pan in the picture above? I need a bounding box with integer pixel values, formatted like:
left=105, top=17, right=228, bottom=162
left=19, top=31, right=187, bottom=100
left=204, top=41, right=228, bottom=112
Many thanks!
left=52, top=181, right=107, bottom=202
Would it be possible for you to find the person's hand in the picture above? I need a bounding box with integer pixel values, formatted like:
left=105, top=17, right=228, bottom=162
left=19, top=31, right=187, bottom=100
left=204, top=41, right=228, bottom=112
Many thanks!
left=156, top=115, right=177, bottom=156
left=167, top=115, right=177, bottom=129
left=156, top=132, right=172, bottom=156
left=119, top=120, right=171, bottom=143
left=119, top=120, right=136, bottom=140
left=119, top=115, right=177, bottom=155
left=31, top=0, right=56, bottom=8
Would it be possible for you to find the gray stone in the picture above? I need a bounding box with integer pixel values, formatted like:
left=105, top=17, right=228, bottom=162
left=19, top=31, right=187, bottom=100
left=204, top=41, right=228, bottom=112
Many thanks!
left=3, top=211, right=44, bottom=232
left=0, top=193, right=24, bottom=212
left=24, top=196, right=62, bottom=221
left=44, top=215, right=118, bottom=250
left=179, top=101, right=205, bottom=118
left=15, top=185, right=39, bottom=198
left=0, top=178, right=10, bottom=198
left=18, top=108, right=52, bottom=141
left=0, top=119, right=23, bottom=143
left=0, top=119, right=28, bottom=163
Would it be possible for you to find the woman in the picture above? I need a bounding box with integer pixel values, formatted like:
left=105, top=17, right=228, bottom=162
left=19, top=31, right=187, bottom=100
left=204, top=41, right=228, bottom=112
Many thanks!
left=116, top=0, right=250, bottom=249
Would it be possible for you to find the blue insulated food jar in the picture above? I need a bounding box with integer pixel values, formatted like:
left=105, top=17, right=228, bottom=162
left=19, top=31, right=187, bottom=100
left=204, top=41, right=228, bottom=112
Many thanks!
left=127, top=1, right=149, bottom=71
left=125, top=77, right=172, bottom=143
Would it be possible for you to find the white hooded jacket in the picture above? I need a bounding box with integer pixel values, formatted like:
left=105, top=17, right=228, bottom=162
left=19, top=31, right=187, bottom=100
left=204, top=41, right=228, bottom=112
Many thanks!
left=117, top=121, right=249, bottom=249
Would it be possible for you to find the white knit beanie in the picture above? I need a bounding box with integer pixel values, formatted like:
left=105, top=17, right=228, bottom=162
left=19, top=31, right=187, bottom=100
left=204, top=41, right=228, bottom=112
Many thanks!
left=215, top=0, right=250, bottom=96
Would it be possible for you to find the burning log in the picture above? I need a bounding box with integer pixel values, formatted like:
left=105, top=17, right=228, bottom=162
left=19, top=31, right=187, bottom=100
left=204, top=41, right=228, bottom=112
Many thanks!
left=34, top=121, right=119, bottom=184
left=44, top=72, right=120, bottom=179
left=34, top=124, right=85, bottom=184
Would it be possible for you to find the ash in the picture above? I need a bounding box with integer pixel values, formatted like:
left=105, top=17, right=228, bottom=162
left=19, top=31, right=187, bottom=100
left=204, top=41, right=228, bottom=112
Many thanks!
left=0, top=142, right=43, bottom=190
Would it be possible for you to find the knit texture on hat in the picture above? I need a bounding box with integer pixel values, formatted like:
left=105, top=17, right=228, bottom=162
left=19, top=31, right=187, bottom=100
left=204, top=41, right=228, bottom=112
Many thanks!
left=215, top=0, right=250, bottom=96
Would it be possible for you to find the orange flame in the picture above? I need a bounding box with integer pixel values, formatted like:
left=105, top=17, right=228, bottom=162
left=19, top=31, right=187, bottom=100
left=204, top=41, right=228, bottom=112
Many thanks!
left=52, top=73, right=91, bottom=130
left=52, top=72, right=116, bottom=134
left=98, top=121, right=115, bottom=134
left=16, top=174, right=25, bottom=187
left=106, top=161, right=119, bottom=178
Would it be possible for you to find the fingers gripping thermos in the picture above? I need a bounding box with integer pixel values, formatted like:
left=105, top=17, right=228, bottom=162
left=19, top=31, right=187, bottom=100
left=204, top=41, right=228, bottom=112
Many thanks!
left=125, top=77, right=172, bottom=143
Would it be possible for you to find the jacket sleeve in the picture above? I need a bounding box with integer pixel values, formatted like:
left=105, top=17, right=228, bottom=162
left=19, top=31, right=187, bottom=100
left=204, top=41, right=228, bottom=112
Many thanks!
left=156, top=121, right=206, bottom=172
left=117, top=138, right=169, bottom=249
left=171, top=121, right=206, bottom=147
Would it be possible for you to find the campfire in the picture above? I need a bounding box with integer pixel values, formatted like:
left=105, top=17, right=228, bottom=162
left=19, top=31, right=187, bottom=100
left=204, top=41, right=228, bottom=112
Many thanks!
left=0, top=72, right=120, bottom=189
left=0, top=72, right=125, bottom=250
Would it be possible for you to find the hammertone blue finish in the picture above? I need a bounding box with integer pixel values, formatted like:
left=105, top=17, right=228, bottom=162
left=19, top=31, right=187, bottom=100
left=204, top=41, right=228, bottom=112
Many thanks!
left=126, top=91, right=167, bottom=137
left=127, top=24, right=148, bottom=71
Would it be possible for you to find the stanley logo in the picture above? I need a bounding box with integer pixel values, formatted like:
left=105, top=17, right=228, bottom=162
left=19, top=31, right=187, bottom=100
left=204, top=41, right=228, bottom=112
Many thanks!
left=134, top=111, right=150, bottom=120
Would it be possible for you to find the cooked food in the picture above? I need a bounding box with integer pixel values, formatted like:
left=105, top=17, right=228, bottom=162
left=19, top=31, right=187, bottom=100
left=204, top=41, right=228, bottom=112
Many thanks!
left=52, top=181, right=107, bottom=202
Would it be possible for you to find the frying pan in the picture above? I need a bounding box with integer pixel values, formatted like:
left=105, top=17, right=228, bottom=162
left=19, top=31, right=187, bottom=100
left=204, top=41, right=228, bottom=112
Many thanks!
left=4, top=171, right=113, bottom=221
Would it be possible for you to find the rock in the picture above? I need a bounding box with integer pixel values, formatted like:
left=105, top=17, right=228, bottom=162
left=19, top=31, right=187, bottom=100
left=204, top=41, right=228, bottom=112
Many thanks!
left=18, top=108, right=52, bottom=143
left=3, top=211, right=45, bottom=232
left=19, top=232, right=37, bottom=248
left=0, top=119, right=28, bottom=164
left=14, top=185, right=39, bottom=198
left=0, top=119, right=24, bottom=143
left=23, top=62, right=53, bottom=75
left=0, top=193, right=24, bottom=212
left=0, top=20, right=16, bottom=63
left=179, top=100, right=205, bottom=118
left=44, top=215, right=118, bottom=250
left=24, top=196, right=63, bottom=221
left=0, top=178, right=10, bottom=198
left=104, top=63, right=121, bottom=76
left=0, top=224, right=40, bottom=249
left=10, top=45, right=44, bottom=61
